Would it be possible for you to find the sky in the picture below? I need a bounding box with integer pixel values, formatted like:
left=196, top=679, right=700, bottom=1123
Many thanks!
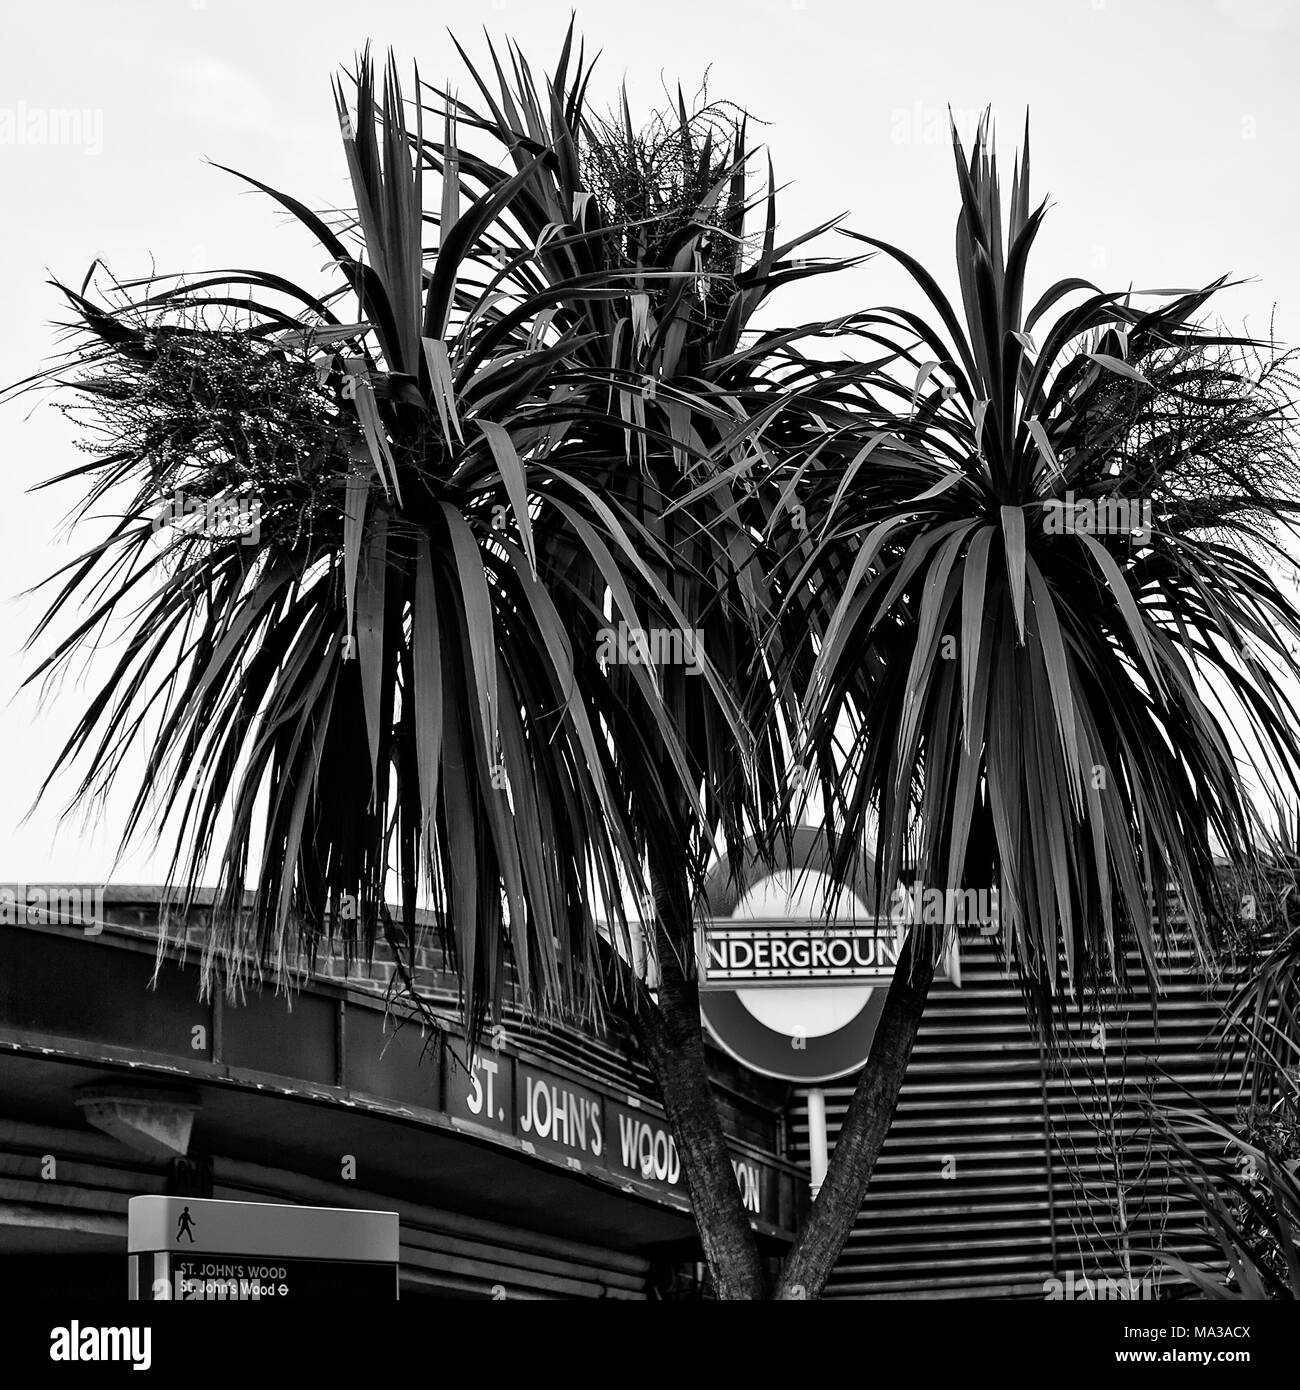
left=1, top=0, right=1298, bottom=882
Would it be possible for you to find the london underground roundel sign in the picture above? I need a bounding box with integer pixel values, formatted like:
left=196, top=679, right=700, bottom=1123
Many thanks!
left=698, top=829, right=897, bottom=1084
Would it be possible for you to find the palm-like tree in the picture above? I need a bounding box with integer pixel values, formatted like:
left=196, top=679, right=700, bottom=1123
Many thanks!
left=22, top=26, right=1300, bottom=1299
left=1222, top=816, right=1300, bottom=1111
left=417, top=32, right=865, bottom=1293
left=18, top=29, right=863, bottom=1298
left=28, top=50, right=687, bottom=1029
left=1155, top=1103, right=1300, bottom=1299
left=774, top=116, right=1300, bottom=1296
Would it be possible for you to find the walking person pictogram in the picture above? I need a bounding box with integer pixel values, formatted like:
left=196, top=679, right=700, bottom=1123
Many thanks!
left=176, top=1205, right=196, bottom=1243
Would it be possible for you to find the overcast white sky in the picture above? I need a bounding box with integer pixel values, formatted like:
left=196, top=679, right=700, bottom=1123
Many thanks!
left=1, top=0, right=1297, bottom=882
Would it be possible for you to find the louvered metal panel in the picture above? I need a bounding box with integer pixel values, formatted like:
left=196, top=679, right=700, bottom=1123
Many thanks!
left=795, top=928, right=1248, bottom=1299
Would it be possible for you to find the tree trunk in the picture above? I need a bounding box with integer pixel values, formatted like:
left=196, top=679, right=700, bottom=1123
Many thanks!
left=630, top=914, right=768, bottom=1299
left=604, top=881, right=935, bottom=1299
left=774, top=932, right=935, bottom=1299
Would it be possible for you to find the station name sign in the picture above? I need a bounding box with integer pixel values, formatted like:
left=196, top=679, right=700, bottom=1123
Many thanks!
left=443, top=1041, right=776, bottom=1221
left=701, top=919, right=900, bottom=989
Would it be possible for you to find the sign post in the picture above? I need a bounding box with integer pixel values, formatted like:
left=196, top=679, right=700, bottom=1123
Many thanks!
left=806, top=1088, right=829, bottom=1196
left=127, top=1196, right=399, bottom=1301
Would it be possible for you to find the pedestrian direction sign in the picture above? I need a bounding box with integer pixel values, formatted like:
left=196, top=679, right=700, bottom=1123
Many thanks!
left=127, top=1196, right=399, bottom=1300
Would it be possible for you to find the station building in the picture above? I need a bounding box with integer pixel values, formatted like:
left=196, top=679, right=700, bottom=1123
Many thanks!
left=0, top=875, right=1239, bottom=1299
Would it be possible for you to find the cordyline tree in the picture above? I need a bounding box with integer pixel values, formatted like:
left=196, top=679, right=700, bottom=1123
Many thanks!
left=13, top=21, right=1300, bottom=1300
left=765, top=115, right=1300, bottom=1294
left=12, top=28, right=857, bottom=1299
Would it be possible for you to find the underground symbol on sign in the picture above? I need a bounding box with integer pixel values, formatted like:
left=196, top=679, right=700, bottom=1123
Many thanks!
left=176, top=1206, right=196, bottom=1243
